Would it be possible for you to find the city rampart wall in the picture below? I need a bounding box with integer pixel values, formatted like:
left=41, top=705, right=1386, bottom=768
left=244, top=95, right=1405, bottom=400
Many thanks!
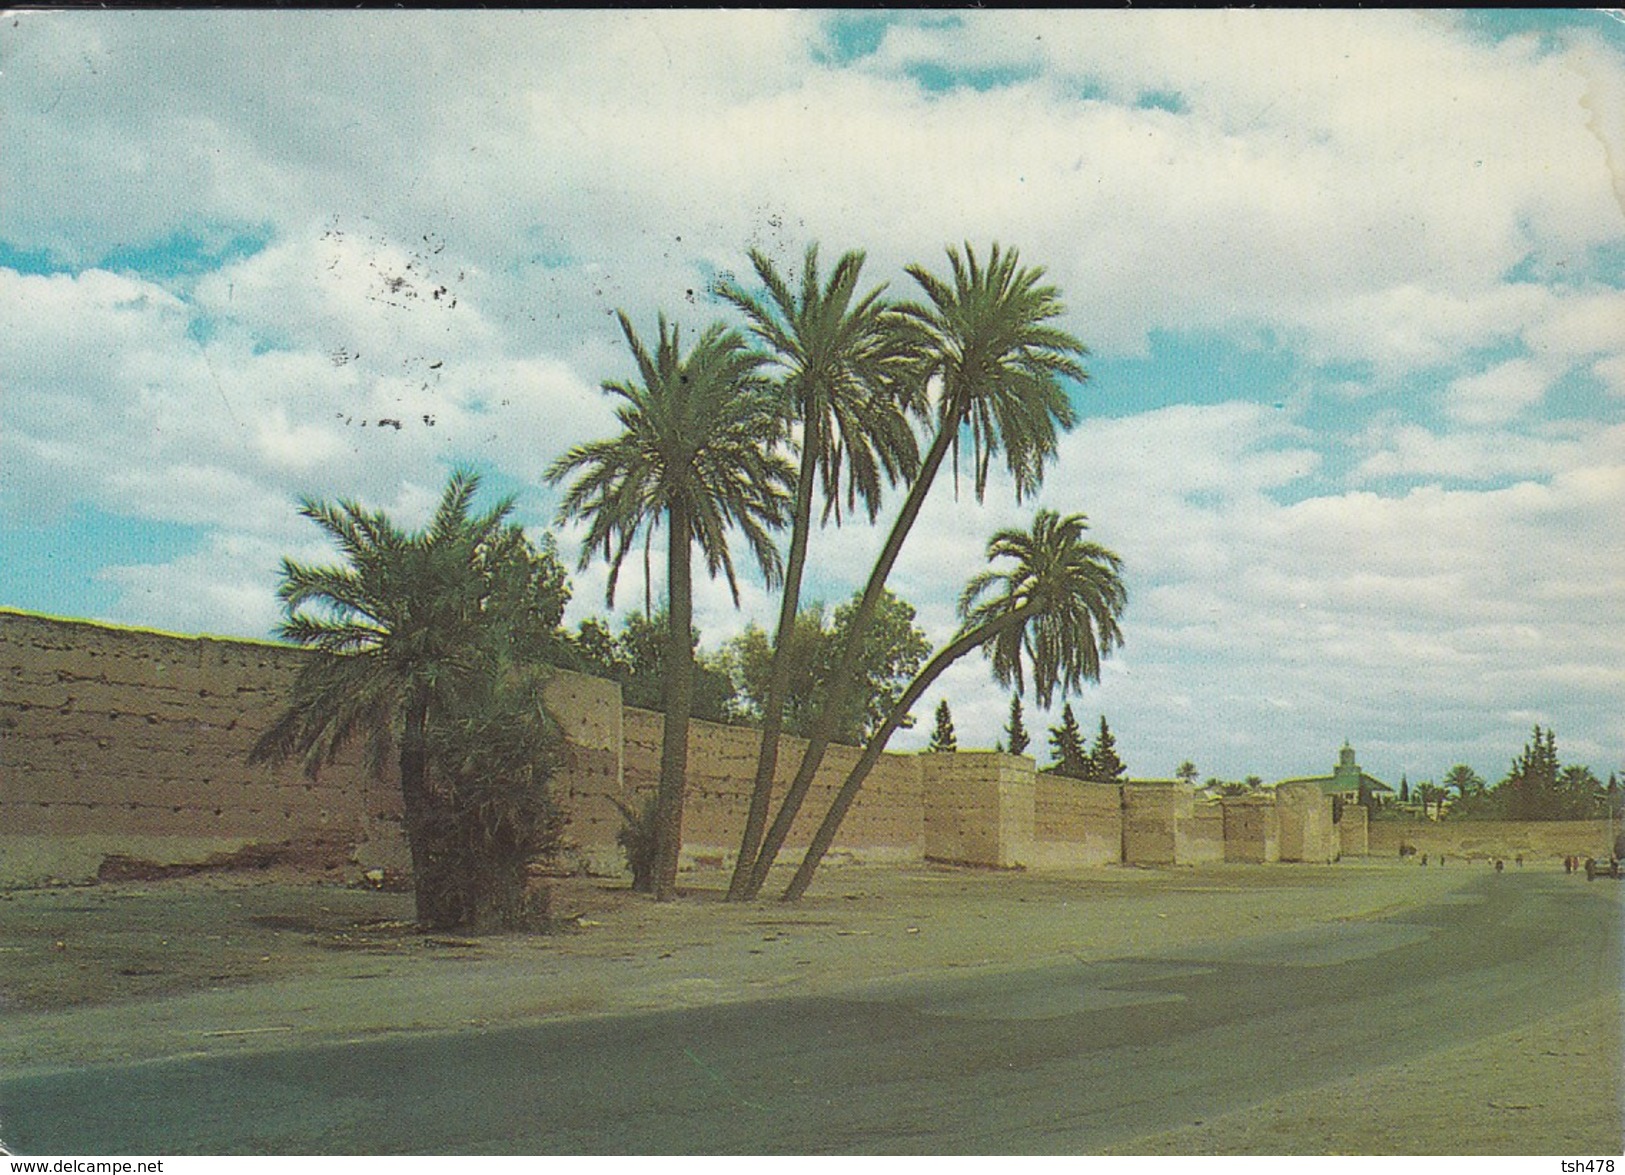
left=5, top=610, right=1448, bottom=887
left=1368, top=818, right=1615, bottom=862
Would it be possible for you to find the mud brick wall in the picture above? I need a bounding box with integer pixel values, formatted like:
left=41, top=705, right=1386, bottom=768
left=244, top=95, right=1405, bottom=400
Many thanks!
left=617, top=706, right=926, bottom=871
left=922, top=752, right=1035, bottom=868
left=1222, top=796, right=1280, bottom=863
left=814, top=739, right=924, bottom=862
left=1367, top=818, right=1615, bottom=862
left=1180, top=800, right=1226, bottom=864
left=7, top=610, right=1390, bottom=885
left=1030, top=777, right=1123, bottom=868
left=1277, top=782, right=1336, bottom=863
left=1, top=610, right=397, bottom=885
left=538, top=669, right=625, bottom=870
left=1336, top=803, right=1369, bottom=856
left=1122, top=782, right=1186, bottom=865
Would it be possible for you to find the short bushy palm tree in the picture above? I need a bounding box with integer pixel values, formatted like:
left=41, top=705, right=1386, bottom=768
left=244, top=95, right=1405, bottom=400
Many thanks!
left=250, top=470, right=567, bottom=928
left=548, top=312, right=793, bottom=899
left=743, top=243, right=1087, bottom=898
left=781, top=509, right=1125, bottom=900
left=1443, top=764, right=1484, bottom=800
left=717, top=245, right=922, bottom=899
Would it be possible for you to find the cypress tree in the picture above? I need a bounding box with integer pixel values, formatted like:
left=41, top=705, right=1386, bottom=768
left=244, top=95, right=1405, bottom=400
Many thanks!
left=1088, top=714, right=1127, bottom=782
left=1005, top=695, right=1030, bottom=757
left=928, top=699, right=958, bottom=753
left=1048, top=703, right=1089, bottom=778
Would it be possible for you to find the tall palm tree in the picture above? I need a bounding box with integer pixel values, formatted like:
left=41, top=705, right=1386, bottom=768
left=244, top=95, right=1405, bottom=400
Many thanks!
left=780, top=510, right=1125, bottom=901
left=249, top=470, right=550, bottom=927
left=716, top=245, right=923, bottom=899
left=741, top=243, right=1087, bottom=898
left=1442, top=764, right=1483, bottom=799
left=548, top=312, right=793, bottom=899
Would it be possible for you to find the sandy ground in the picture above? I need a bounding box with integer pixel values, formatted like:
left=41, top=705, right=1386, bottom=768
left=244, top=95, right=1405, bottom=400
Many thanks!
left=1, top=857, right=1619, bottom=1153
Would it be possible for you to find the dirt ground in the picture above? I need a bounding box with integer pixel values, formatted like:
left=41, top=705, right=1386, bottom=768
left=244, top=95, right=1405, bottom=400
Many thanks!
left=1, top=857, right=1619, bottom=1154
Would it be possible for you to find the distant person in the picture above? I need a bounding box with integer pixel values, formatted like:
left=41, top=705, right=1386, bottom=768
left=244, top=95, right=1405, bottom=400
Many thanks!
left=1439, top=854, right=1445, bottom=867
left=1516, top=854, right=1523, bottom=867
left=1421, top=853, right=1428, bottom=867
left=1495, top=858, right=1504, bottom=873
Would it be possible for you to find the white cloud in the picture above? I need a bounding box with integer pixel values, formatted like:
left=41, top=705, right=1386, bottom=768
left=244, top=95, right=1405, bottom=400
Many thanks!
left=1445, top=359, right=1555, bottom=427
left=3, top=10, right=1622, bottom=783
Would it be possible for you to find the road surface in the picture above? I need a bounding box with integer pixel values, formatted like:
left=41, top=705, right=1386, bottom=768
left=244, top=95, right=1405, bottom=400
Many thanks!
left=2, top=870, right=1619, bottom=1154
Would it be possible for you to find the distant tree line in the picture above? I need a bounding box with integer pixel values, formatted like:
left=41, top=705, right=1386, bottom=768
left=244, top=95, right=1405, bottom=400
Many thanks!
left=1427, top=725, right=1618, bottom=822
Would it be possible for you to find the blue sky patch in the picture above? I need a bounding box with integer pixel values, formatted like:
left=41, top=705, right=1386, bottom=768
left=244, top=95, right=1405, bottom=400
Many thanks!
left=905, top=60, right=1041, bottom=95
left=0, top=239, right=71, bottom=275
left=96, top=225, right=273, bottom=283
left=0, top=508, right=206, bottom=622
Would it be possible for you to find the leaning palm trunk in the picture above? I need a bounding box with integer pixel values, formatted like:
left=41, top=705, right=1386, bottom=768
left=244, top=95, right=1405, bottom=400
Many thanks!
left=727, top=418, right=821, bottom=898
left=741, top=405, right=962, bottom=897
left=653, top=498, right=694, bottom=901
left=780, top=608, right=1029, bottom=902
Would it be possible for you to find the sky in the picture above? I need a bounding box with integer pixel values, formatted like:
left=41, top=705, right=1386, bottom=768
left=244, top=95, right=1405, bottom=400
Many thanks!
left=2, top=10, right=1623, bottom=786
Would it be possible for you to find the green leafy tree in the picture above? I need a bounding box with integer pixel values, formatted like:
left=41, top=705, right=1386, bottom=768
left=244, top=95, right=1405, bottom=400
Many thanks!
left=249, top=470, right=569, bottom=929
left=1005, top=695, right=1030, bottom=757
left=718, top=245, right=922, bottom=899
left=1175, top=760, right=1198, bottom=787
left=1243, top=775, right=1264, bottom=791
left=1086, top=715, right=1127, bottom=782
left=928, top=699, right=959, bottom=752
left=1556, top=764, right=1604, bottom=820
left=1399, top=775, right=1410, bottom=804
left=1047, top=703, right=1090, bottom=779
left=722, top=611, right=827, bottom=734
left=549, top=312, right=794, bottom=900
left=829, top=589, right=935, bottom=742
left=740, top=243, right=1086, bottom=899
left=723, top=589, right=930, bottom=745
left=570, top=610, right=733, bottom=724
left=781, top=509, right=1125, bottom=900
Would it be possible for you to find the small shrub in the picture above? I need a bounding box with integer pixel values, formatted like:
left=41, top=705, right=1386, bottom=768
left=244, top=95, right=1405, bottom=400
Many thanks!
left=419, top=670, right=568, bottom=931
left=611, top=794, right=660, bottom=894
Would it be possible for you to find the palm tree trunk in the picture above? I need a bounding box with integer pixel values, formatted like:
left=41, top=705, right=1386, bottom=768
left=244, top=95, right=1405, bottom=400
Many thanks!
left=398, top=693, right=442, bottom=927
left=742, top=393, right=965, bottom=898
left=727, top=413, right=821, bottom=900
left=653, top=499, right=693, bottom=901
left=781, top=608, right=1028, bottom=902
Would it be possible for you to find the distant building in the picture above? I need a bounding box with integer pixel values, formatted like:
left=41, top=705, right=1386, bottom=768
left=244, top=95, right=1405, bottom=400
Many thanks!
left=1273, top=742, right=1393, bottom=802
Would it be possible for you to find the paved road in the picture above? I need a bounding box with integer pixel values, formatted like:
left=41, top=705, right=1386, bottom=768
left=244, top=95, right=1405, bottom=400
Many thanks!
left=3, top=871, right=1619, bottom=1154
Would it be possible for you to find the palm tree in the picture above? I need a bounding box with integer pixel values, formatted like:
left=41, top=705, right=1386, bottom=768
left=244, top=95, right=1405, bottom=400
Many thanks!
left=548, top=312, right=793, bottom=899
left=1414, top=780, right=1446, bottom=819
left=716, top=245, right=923, bottom=899
left=742, top=242, right=1087, bottom=898
left=1443, top=764, right=1483, bottom=799
left=780, top=510, right=1124, bottom=900
left=249, top=470, right=558, bottom=928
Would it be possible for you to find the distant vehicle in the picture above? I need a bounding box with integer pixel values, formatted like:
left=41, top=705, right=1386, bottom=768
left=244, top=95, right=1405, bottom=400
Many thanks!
left=1589, top=830, right=1625, bottom=880
left=1583, top=855, right=1622, bottom=881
